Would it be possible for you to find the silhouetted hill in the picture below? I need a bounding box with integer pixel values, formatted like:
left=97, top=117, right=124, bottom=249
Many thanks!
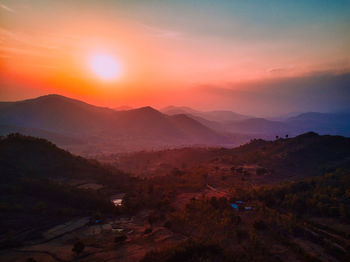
left=0, top=95, right=233, bottom=153
left=161, top=106, right=249, bottom=122
left=0, top=124, right=83, bottom=145
left=223, top=132, right=350, bottom=180
left=224, top=112, right=350, bottom=137
left=168, top=114, right=228, bottom=143
left=0, top=134, right=130, bottom=247
left=162, top=107, right=350, bottom=138
left=115, top=132, right=350, bottom=181
left=113, top=105, right=133, bottom=111
left=226, top=117, right=289, bottom=134
left=286, top=112, right=350, bottom=136
left=2, top=95, right=348, bottom=155
left=0, top=94, right=115, bottom=134
left=0, top=133, right=128, bottom=183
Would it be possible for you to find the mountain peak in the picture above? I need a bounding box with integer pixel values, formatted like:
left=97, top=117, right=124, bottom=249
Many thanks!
left=13, top=94, right=91, bottom=108
left=132, top=106, right=162, bottom=115
left=27, top=94, right=73, bottom=102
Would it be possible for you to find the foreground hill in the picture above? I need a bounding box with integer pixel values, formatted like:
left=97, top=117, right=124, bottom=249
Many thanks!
left=0, top=133, right=129, bottom=247
left=0, top=95, right=234, bottom=154
left=0, top=133, right=126, bottom=182
left=113, top=132, right=350, bottom=181
left=0, top=124, right=84, bottom=145
left=1, top=133, right=349, bottom=262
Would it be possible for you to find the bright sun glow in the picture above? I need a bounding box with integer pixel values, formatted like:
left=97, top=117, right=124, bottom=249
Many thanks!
left=89, top=53, right=122, bottom=80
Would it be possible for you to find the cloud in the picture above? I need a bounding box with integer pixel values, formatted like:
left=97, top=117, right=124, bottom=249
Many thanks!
left=0, top=46, right=57, bottom=57
left=197, top=72, right=350, bottom=116
left=140, top=23, right=183, bottom=40
left=0, top=27, right=60, bottom=50
left=267, top=66, right=295, bottom=75
left=0, top=2, right=15, bottom=13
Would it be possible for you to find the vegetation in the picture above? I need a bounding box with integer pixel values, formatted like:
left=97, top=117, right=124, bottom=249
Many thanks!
left=140, top=169, right=350, bottom=262
left=114, top=235, right=127, bottom=243
left=1, top=133, right=350, bottom=261
left=0, top=133, right=130, bottom=248
left=72, top=240, right=85, bottom=256
left=250, top=169, right=350, bottom=222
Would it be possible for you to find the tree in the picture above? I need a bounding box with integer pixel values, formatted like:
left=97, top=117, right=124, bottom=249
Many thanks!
left=115, top=235, right=127, bottom=243
left=256, top=167, right=268, bottom=176
left=285, top=134, right=289, bottom=138
left=72, top=240, right=85, bottom=256
left=144, top=227, right=152, bottom=234
left=148, top=211, right=160, bottom=226
left=253, top=220, right=267, bottom=230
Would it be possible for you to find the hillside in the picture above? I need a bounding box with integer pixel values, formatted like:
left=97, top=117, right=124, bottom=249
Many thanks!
left=0, top=133, right=129, bottom=247
left=112, top=132, right=350, bottom=181
left=287, top=112, right=350, bottom=136
left=161, top=106, right=250, bottom=121
left=0, top=95, right=233, bottom=154
left=0, top=124, right=83, bottom=145
left=0, top=94, right=114, bottom=134
left=225, top=117, right=289, bottom=135
left=162, top=106, right=350, bottom=139
left=1, top=133, right=350, bottom=262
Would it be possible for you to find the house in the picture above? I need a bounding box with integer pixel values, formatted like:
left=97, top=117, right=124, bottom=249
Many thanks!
left=110, top=193, right=126, bottom=207
left=231, top=201, right=253, bottom=211
left=231, top=203, right=238, bottom=209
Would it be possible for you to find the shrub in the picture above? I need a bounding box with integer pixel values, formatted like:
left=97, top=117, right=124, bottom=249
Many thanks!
left=114, top=235, right=127, bottom=243
left=144, top=227, right=152, bottom=234
left=72, top=240, right=85, bottom=255
left=253, top=220, right=267, bottom=230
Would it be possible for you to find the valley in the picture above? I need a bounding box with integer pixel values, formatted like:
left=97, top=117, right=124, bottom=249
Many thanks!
left=1, top=95, right=350, bottom=156
left=0, top=133, right=349, bottom=261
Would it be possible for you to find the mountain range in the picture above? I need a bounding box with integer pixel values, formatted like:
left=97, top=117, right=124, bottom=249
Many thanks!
left=162, top=105, right=350, bottom=137
left=0, top=94, right=349, bottom=155
left=0, top=95, right=233, bottom=154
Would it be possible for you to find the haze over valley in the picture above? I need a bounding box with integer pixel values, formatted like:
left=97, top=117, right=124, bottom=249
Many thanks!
left=1, top=94, right=349, bottom=156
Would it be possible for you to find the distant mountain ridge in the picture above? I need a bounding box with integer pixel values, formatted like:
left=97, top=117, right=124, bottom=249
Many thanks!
left=1, top=94, right=349, bottom=155
left=0, top=94, right=234, bottom=154
left=162, top=106, right=350, bottom=138
left=113, top=105, right=133, bottom=111
left=161, top=105, right=250, bottom=122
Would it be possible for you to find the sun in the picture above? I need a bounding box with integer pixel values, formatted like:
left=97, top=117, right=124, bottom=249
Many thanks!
left=88, top=53, right=122, bottom=80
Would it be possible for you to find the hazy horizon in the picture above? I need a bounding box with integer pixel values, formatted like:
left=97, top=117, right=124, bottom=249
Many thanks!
left=1, top=91, right=349, bottom=119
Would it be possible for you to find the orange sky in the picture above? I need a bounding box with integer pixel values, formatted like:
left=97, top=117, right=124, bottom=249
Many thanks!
left=1, top=1, right=349, bottom=115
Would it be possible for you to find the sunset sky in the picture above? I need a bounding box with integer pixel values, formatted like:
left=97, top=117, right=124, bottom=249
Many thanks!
left=1, top=0, right=349, bottom=116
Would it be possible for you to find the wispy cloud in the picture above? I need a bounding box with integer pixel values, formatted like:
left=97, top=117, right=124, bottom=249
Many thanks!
left=0, top=46, right=57, bottom=57
left=267, top=66, right=295, bottom=75
left=0, top=2, right=15, bottom=13
left=140, top=23, right=183, bottom=40
left=196, top=71, right=350, bottom=116
left=0, top=27, right=60, bottom=50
